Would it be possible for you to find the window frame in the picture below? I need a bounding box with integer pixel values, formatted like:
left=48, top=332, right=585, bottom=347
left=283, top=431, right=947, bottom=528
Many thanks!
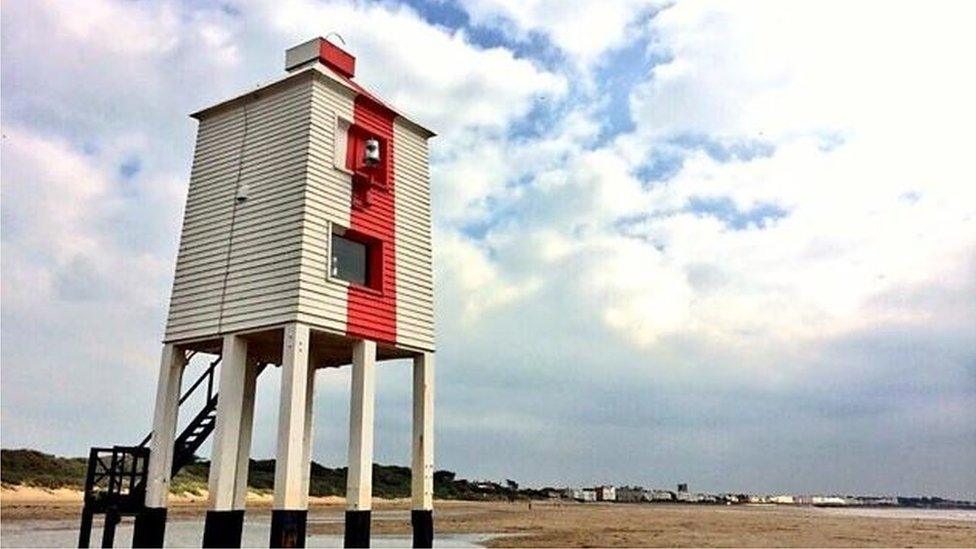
left=333, top=113, right=389, bottom=189
left=333, top=115, right=354, bottom=176
left=326, top=222, right=384, bottom=294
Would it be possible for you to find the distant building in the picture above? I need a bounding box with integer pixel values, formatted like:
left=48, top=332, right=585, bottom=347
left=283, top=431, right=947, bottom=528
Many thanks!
left=595, top=486, right=616, bottom=502
left=770, top=495, right=795, bottom=504
left=564, top=488, right=597, bottom=502
left=616, top=487, right=645, bottom=503
left=677, top=483, right=689, bottom=493
left=650, top=490, right=675, bottom=502
left=856, top=496, right=897, bottom=506
left=812, top=496, right=847, bottom=506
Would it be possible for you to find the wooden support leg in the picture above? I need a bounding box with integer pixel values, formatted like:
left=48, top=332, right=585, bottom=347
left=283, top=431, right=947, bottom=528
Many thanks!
left=344, top=339, right=376, bottom=548
left=270, top=324, right=313, bottom=549
left=411, top=353, right=435, bottom=548
left=133, top=344, right=184, bottom=548
left=203, top=334, right=250, bottom=548
left=233, top=361, right=260, bottom=510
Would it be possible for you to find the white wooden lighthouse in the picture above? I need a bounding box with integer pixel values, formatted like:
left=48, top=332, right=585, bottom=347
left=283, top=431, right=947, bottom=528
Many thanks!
left=131, top=37, right=436, bottom=548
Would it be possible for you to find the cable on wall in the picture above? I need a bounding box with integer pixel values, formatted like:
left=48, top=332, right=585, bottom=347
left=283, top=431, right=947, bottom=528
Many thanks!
left=216, top=94, right=252, bottom=333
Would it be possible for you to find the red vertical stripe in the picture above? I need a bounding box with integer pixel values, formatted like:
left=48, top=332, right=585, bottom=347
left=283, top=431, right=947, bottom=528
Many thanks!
left=346, top=96, right=397, bottom=344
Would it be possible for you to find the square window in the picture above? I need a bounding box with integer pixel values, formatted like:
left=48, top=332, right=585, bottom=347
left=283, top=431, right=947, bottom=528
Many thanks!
left=331, top=233, right=369, bottom=286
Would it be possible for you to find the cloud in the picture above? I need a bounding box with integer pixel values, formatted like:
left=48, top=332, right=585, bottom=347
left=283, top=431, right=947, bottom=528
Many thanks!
left=1, top=0, right=974, bottom=499
left=430, top=0, right=976, bottom=494
left=255, top=0, right=567, bottom=133
left=456, top=0, right=663, bottom=66
left=0, top=126, right=179, bottom=447
left=436, top=0, right=976, bottom=353
left=633, top=1, right=976, bottom=141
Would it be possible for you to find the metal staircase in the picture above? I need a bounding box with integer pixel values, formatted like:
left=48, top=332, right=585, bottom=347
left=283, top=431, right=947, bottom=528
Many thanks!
left=169, top=396, right=218, bottom=474
left=78, top=352, right=229, bottom=548
left=136, top=353, right=223, bottom=475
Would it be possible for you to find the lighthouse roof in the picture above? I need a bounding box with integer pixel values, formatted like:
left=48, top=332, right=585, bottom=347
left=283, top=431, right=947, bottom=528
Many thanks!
left=190, top=38, right=435, bottom=139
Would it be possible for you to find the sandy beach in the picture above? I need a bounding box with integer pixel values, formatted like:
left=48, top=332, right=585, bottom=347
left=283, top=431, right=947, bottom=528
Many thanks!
left=3, top=487, right=975, bottom=547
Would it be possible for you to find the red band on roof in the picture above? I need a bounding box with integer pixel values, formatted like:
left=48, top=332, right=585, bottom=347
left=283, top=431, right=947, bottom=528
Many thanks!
left=320, top=40, right=356, bottom=78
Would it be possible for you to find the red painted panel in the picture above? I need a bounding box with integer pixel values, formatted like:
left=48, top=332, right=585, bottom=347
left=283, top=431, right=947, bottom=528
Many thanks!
left=319, top=40, right=356, bottom=78
left=345, top=95, right=397, bottom=344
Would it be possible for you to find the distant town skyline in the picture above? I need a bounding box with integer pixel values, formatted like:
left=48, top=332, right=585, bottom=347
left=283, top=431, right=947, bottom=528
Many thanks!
left=2, top=0, right=974, bottom=500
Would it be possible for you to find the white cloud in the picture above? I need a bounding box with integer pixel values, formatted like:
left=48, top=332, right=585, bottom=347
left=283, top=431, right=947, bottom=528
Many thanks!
left=457, top=0, right=662, bottom=65
left=438, top=0, right=976, bottom=365
left=633, top=1, right=976, bottom=141
left=256, top=0, right=566, bottom=134
left=612, top=0, right=976, bottom=345
left=0, top=128, right=173, bottom=307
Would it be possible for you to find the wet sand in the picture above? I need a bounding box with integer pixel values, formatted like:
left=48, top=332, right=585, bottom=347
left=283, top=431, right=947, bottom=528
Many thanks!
left=3, top=489, right=975, bottom=547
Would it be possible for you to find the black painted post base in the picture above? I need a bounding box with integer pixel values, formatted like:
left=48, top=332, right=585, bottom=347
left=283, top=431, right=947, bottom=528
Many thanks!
left=78, top=506, right=94, bottom=548
left=202, top=510, right=245, bottom=548
left=269, top=510, right=308, bottom=548
left=101, top=509, right=120, bottom=548
left=411, top=510, right=433, bottom=548
left=132, top=507, right=168, bottom=548
left=343, top=510, right=371, bottom=548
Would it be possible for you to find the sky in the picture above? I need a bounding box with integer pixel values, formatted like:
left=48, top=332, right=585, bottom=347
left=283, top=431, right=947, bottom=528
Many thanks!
left=1, top=0, right=975, bottom=499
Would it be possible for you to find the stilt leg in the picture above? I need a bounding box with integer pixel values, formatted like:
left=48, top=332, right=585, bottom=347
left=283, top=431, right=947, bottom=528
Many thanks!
left=133, top=344, right=184, bottom=548
left=233, top=361, right=260, bottom=510
left=203, top=334, right=251, bottom=548
left=101, top=509, right=120, bottom=548
left=77, top=506, right=94, bottom=548
left=411, top=353, right=435, bottom=548
left=270, top=323, right=313, bottom=549
left=344, top=339, right=376, bottom=548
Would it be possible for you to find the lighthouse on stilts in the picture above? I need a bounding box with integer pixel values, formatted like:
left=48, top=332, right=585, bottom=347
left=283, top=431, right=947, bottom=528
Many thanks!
left=78, top=37, right=437, bottom=549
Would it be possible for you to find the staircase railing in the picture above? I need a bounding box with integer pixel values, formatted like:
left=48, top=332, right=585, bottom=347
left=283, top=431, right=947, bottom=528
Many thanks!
left=138, top=353, right=220, bottom=448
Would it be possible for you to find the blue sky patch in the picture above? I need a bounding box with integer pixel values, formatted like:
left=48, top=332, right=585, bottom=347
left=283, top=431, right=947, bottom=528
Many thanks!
left=636, top=149, right=685, bottom=184
left=687, top=196, right=789, bottom=230
left=118, top=156, right=142, bottom=179
left=671, top=134, right=776, bottom=163
left=402, top=0, right=566, bottom=70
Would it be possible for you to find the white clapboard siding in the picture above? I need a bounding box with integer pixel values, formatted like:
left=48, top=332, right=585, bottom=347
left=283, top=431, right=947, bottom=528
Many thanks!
left=394, top=118, right=435, bottom=351
left=164, top=74, right=315, bottom=341
left=164, top=65, right=435, bottom=351
left=291, top=76, right=356, bottom=335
